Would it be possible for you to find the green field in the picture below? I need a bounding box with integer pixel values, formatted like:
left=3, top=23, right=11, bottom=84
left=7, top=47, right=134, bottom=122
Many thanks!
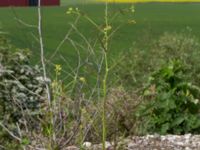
left=0, top=2, right=200, bottom=76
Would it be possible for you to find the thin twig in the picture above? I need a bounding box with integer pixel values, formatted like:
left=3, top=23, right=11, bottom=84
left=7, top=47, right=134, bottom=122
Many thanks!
left=0, top=122, right=21, bottom=142
left=37, top=0, right=51, bottom=104
left=48, top=16, right=80, bottom=62
left=14, top=17, right=37, bottom=28
left=37, top=0, right=56, bottom=143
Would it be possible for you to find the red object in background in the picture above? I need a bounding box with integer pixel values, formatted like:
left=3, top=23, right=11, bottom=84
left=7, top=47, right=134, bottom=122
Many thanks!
left=41, top=0, right=60, bottom=6
left=0, top=0, right=60, bottom=7
left=13, top=0, right=28, bottom=6
left=0, top=0, right=27, bottom=6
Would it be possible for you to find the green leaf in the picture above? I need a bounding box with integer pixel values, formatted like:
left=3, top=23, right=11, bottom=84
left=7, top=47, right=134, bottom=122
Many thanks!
left=161, top=123, right=170, bottom=134
left=21, top=138, right=30, bottom=146
left=171, top=116, right=185, bottom=127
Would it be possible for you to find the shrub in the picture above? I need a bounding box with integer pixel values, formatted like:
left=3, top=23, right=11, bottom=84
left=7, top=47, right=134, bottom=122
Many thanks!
left=105, top=87, right=140, bottom=137
left=112, top=31, right=200, bottom=89
left=0, top=39, right=44, bottom=125
left=77, top=87, right=140, bottom=144
left=156, top=31, right=199, bottom=56
left=136, top=60, right=200, bottom=135
left=156, top=31, right=200, bottom=85
left=0, top=36, right=46, bottom=133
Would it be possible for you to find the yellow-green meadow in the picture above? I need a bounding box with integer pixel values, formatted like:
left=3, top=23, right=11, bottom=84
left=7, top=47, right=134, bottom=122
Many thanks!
left=96, top=0, right=200, bottom=3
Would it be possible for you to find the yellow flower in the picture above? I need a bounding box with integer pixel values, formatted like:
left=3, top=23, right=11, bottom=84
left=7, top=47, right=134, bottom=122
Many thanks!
left=66, top=7, right=73, bottom=14
left=66, top=7, right=80, bottom=15
left=51, top=80, right=58, bottom=88
left=55, top=64, right=62, bottom=71
left=130, top=5, right=135, bottom=13
left=79, top=77, right=86, bottom=83
left=54, top=64, right=62, bottom=75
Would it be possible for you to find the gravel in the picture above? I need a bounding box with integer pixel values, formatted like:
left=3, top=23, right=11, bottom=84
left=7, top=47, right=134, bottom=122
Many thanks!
left=65, top=134, right=200, bottom=150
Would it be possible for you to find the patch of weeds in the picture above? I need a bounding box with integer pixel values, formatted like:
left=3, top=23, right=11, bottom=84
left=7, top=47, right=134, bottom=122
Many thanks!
left=136, top=60, right=200, bottom=135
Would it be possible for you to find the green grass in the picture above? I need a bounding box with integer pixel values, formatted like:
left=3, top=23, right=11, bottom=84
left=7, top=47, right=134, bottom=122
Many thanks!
left=0, top=2, right=200, bottom=78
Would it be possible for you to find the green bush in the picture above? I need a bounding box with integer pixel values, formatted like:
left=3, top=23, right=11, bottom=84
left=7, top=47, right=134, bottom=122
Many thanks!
left=0, top=36, right=46, bottom=128
left=136, top=60, right=200, bottom=135
left=112, top=31, right=200, bottom=89
left=0, top=36, right=47, bottom=149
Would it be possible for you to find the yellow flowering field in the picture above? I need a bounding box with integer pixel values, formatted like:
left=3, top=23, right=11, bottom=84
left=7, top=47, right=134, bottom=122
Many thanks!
left=97, top=0, right=200, bottom=3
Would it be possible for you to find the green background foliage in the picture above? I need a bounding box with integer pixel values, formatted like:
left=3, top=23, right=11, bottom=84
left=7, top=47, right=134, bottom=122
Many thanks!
left=136, top=60, right=200, bottom=135
left=0, top=3, right=200, bottom=70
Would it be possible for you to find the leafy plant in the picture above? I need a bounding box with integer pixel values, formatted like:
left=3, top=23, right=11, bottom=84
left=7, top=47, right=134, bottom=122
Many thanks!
left=113, top=31, right=200, bottom=90
left=0, top=36, right=46, bottom=128
left=136, top=60, right=200, bottom=135
left=0, top=36, right=48, bottom=149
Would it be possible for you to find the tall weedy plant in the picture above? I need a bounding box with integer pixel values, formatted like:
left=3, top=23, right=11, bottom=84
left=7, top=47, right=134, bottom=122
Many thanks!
left=0, top=1, right=135, bottom=148
left=102, top=2, right=109, bottom=150
left=65, top=3, right=135, bottom=148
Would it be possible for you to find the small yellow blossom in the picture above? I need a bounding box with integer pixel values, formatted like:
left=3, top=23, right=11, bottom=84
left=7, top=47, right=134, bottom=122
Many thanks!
left=130, top=5, right=135, bottom=13
left=54, top=64, right=62, bottom=75
left=79, top=77, right=86, bottom=83
left=51, top=80, right=57, bottom=88
left=66, top=7, right=80, bottom=15
left=66, top=7, right=73, bottom=14
left=55, top=64, right=62, bottom=71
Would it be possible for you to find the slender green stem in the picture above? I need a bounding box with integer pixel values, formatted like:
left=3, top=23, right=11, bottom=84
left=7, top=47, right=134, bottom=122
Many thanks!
left=102, top=2, right=109, bottom=150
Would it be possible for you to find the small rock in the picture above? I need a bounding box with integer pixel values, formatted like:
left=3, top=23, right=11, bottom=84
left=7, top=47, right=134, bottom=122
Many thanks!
left=185, top=134, right=192, bottom=140
left=128, top=142, right=137, bottom=149
left=185, top=147, right=192, bottom=150
left=64, top=146, right=79, bottom=150
left=83, top=142, right=92, bottom=148
left=105, top=141, right=112, bottom=149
